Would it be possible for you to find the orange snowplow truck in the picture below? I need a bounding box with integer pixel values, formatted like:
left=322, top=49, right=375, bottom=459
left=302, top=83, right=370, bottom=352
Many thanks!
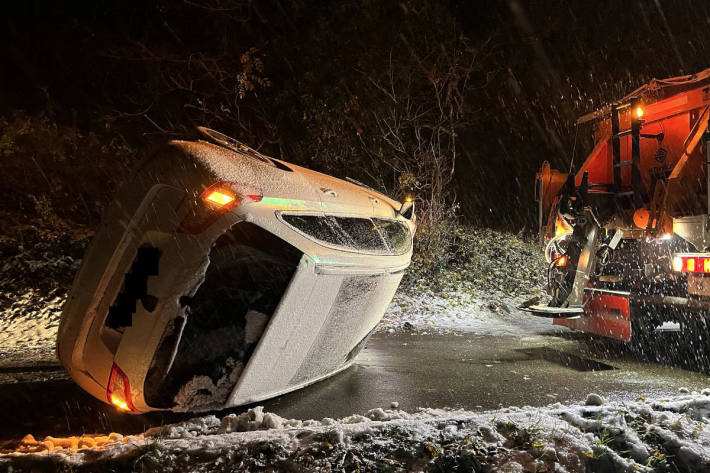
left=528, top=69, right=710, bottom=344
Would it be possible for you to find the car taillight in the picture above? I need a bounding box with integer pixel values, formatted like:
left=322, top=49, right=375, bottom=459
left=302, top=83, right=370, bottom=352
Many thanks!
left=178, top=181, right=262, bottom=234
left=672, top=254, right=710, bottom=273
left=107, top=363, right=136, bottom=412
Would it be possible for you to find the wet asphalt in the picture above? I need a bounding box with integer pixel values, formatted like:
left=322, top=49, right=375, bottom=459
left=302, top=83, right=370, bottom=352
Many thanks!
left=1, top=330, right=709, bottom=444
left=262, top=331, right=710, bottom=419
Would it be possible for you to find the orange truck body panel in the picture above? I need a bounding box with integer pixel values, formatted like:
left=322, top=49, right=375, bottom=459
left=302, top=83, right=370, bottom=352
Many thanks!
left=553, top=292, right=631, bottom=342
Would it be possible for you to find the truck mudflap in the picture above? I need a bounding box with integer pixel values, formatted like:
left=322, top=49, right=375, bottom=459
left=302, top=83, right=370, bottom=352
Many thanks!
left=553, top=288, right=632, bottom=342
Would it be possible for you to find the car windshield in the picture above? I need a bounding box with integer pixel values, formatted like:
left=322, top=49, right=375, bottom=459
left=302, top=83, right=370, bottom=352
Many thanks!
left=281, top=214, right=411, bottom=255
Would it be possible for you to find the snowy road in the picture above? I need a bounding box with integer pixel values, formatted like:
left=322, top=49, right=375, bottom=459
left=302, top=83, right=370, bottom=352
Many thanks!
left=1, top=330, right=708, bottom=445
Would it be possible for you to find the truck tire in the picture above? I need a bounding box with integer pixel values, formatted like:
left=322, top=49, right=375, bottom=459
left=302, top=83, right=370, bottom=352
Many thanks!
left=681, top=314, right=710, bottom=374
left=629, top=306, right=660, bottom=360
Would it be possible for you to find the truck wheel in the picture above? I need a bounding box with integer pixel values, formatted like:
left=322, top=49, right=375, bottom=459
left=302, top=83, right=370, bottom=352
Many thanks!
left=629, top=306, right=664, bottom=361
left=629, top=316, right=657, bottom=359
left=681, top=315, right=710, bottom=374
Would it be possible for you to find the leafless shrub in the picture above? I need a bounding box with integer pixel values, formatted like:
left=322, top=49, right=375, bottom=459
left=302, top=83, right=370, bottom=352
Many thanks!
left=358, top=32, right=487, bottom=270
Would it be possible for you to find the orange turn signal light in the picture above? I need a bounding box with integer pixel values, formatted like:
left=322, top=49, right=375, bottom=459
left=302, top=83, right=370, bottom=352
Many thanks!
left=204, top=189, right=236, bottom=206
left=178, top=181, right=262, bottom=235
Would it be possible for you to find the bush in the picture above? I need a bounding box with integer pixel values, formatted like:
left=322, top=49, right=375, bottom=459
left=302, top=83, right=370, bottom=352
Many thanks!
left=0, top=109, right=134, bottom=242
left=404, top=223, right=546, bottom=295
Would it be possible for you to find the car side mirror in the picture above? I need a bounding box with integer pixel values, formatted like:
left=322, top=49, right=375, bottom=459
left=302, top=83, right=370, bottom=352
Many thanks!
left=399, top=199, right=415, bottom=219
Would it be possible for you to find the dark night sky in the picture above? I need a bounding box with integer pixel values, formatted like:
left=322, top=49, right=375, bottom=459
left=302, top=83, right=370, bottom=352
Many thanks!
left=2, top=0, right=710, bottom=230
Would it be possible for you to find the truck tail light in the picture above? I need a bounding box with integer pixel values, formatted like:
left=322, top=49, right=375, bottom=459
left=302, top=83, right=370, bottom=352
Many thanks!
left=179, top=181, right=262, bottom=234
left=553, top=253, right=567, bottom=267
left=672, top=254, right=710, bottom=274
left=107, top=363, right=136, bottom=412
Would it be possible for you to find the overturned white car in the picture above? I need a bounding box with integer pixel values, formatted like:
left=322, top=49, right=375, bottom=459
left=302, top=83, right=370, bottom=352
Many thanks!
left=57, top=128, right=415, bottom=413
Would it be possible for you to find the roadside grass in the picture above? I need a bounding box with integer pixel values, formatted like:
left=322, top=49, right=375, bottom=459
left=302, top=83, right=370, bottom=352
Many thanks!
left=403, top=224, right=546, bottom=298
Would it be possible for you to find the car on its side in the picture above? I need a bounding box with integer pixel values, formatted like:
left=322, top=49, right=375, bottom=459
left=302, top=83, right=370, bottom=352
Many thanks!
left=57, top=127, right=416, bottom=413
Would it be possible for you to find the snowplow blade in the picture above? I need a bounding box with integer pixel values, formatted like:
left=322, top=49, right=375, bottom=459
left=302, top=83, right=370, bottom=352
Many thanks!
left=519, top=303, right=583, bottom=318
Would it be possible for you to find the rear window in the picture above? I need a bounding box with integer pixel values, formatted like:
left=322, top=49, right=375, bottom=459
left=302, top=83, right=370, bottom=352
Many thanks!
left=281, top=214, right=411, bottom=255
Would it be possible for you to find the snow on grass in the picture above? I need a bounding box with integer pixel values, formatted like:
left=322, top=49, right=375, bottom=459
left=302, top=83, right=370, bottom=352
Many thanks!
left=0, top=290, right=64, bottom=358
left=0, top=236, right=85, bottom=365
left=379, top=290, right=561, bottom=336
left=380, top=228, right=559, bottom=336
left=3, top=393, right=710, bottom=472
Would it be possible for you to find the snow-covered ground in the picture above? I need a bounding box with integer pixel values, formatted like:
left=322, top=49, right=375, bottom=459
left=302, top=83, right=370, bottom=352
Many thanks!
left=3, top=392, right=710, bottom=472
left=380, top=290, right=561, bottom=336
left=0, top=236, right=83, bottom=365
left=0, top=290, right=63, bottom=361
left=378, top=227, right=556, bottom=336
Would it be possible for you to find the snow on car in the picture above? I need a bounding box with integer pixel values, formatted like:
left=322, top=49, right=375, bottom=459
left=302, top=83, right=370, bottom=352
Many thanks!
left=56, top=127, right=416, bottom=414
